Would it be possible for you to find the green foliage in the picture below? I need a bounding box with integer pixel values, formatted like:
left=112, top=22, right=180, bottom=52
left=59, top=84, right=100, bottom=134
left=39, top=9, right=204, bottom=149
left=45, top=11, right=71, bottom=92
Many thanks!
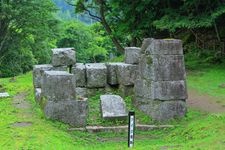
left=76, top=0, right=225, bottom=64
left=57, top=21, right=113, bottom=63
left=0, top=48, right=36, bottom=77
left=184, top=43, right=225, bottom=70
left=0, top=0, right=59, bottom=77
left=108, top=55, right=124, bottom=62
left=154, top=1, right=225, bottom=31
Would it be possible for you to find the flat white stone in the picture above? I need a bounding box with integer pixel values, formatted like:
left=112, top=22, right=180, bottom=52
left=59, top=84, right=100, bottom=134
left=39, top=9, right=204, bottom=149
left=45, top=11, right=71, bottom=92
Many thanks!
left=100, top=95, right=127, bottom=119
left=0, top=92, right=10, bottom=98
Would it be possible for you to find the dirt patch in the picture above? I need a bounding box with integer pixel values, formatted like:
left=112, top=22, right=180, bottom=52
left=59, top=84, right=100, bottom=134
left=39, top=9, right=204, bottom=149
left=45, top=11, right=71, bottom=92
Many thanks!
left=187, top=89, right=225, bottom=113
left=12, top=92, right=33, bottom=127
left=12, top=92, right=32, bottom=109
left=11, top=122, right=33, bottom=127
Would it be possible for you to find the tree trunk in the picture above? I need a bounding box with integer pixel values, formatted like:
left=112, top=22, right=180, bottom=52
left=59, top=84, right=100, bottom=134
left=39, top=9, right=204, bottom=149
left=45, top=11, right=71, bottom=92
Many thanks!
left=98, top=0, right=124, bottom=54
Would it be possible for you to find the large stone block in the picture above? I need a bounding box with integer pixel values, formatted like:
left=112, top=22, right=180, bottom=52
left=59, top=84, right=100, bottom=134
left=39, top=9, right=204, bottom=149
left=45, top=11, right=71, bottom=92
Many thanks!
left=134, top=79, right=152, bottom=99
left=86, top=63, right=107, bottom=88
left=136, top=99, right=186, bottom=122
left=33, top=64, right=53, bottom=88
left=44, top=100, right=88, bottom=127
left=100, top=95, right=127, bottom=119
left=138, top=54, right=153, bottom=80
left=52, top=66, right=68, bottom=72
left=42, top=71, right=76, bottom=101
left=106, top=63, right=124, bottom=85
left=152, top=55, right=186, bottom=81
left=76, top=87, right=87, bottom=99
left=33, top=64, right=67, bottom=88
left=117, top=63, right=137, bottom=86
left=125, top=47, right=141, bottom=64
left=151, top=80, right=187, bottom=100
left=51, top=48, right=76, bottom=67
left=140, top=38, right=154, bottom=53
left=72, top=63, right=86, bottom=87
left=146, top=39, right=183, bottom=55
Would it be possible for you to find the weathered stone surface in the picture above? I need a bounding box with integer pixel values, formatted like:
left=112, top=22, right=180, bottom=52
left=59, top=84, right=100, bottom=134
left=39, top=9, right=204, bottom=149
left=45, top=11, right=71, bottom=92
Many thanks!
left=151, top=80, right=187, bottom=100
left=136, top=99, right=186, bottom=122
left=117, top=63, right=137, bottom=86
left=134, top=38, right=187, bottom=121
left=33, top=64, right=53, bottom=88
left=33, top=64, right=68, bottom=88
left=119, top=85, right=134, bottom=98
left=138, top=54, right=153, bottom=80
left=100, top=95, right=127, bottom=119
left=134, top=79, right=152, bottom=99
left=106, top=63, right=124, bottom=85
left=42, top=71, right=76, bottom=101
left=141, top=38, right=154, bottom=53
left=125, top=47, right=141, bottom=64
left=44, top=100, right=88, bottom=127
left=51, top=48, right=76, bottom=67
left=72, top=63, right=86, bottom=87
left=76, top=87, right=87, bottom=98
left=52, top=66, right=68, bottom=72
left=86, top=63, right=107, bottom=88
left=146, top=39, right=183, bottom=55
left=152, top=55, right=185, bottom=81
left=34, top=88, right=42, bottom=103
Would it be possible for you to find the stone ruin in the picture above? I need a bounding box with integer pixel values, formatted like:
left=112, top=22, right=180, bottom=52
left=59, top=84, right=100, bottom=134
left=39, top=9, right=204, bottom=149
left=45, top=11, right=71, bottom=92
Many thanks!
left=33, top=39, right=187, bottom=127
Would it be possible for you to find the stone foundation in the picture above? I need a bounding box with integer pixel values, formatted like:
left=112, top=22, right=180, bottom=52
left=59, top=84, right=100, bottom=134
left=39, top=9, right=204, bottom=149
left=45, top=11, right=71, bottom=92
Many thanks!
left=135, top=39, right=187, bottom=121
left=33, top=38, right=188, bottom=126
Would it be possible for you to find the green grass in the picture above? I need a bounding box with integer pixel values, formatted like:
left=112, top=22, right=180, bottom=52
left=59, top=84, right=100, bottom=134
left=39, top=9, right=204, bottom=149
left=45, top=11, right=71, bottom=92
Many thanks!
left=87, top=94, right=152, bottom=126
left=187, top=65, right=225, bottom=104
left=0, top=67, right=225, bottom=149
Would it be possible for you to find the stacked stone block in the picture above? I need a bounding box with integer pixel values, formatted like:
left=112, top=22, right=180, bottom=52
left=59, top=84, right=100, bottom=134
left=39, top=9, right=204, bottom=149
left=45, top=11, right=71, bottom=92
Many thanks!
left=135, top=38, right=187, bottom=121
left=33, top=64, right=67, bottom=88
left=125, top=47, right=141, bottom=64
left=72, top=63, right=86, bottom=87
left=86, top=63, right=107, bottom=88
left=32, top=40, right=188, bottom=126
left=33, top=48, right=87, bottom=127
left=106, top=62, right=138, bottom=97
left=51, top=48, right=76, bottom=67
left=41, top=71, right=87, bottom=127
left=33, top=64, right=67, bottom=105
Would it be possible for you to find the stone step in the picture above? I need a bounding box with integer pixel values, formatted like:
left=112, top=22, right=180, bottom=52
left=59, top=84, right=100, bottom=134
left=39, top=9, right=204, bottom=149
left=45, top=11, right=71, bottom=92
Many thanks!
left=68, top=124, right=174, bottom=133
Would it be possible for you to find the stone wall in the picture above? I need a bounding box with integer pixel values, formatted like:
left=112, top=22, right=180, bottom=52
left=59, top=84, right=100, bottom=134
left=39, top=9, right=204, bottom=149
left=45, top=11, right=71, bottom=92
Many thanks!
left=134, top=39, right=187, bottom=121
left=33, top=38, right=187, bottom=126
left=33, top=48, right=87, bottom=127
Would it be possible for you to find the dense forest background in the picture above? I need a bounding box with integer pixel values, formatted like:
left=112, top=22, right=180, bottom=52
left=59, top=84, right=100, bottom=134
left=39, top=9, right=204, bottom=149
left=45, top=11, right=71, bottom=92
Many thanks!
left=0, top=0, right=225, bottom=77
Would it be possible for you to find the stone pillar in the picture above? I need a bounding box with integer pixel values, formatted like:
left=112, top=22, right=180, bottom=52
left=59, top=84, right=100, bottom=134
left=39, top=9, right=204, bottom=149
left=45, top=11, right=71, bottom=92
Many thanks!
left=41, top=71, right=87, bottom=127
left=33, top=64, right=67, bottom=104
left=135, top=38, right=187, bottom=121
